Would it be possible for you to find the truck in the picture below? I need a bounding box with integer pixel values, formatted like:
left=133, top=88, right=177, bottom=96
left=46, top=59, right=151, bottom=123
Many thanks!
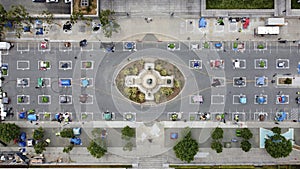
left=255, top=26, right=280, bottom=35
left=0, top=42, right=14, bottom=50
left=265, top=18, right=285, bottom=26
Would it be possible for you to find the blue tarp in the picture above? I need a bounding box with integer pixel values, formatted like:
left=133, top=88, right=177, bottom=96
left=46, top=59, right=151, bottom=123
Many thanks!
left=70, top=138, right=82, bottom=145
left=193, top=62, right=199, bottom=67
left=276, top=112, right=287, bottom=122
left=36, top=28, right=43, bottom=35
left=199, top=18, right=207, bottom=28
left=256, top=77, right=265, bottom=85
left=298, top=64, right=300, bottom=74
left=18, top=141, right=26, bottom=147
left=20, top=132, right=26, bottom=141
left=257, top=96, right=266, bottom=104
left=240, top=97, right=247, bottom=104
left=23, top=26, right=30, bottom=32
left=27, top=114, right=37, bottom=121
left=19, top=112, right=26, bottom=119
left=279, top=96, right=286, bottom=103
left=4, top=22, right=13, bottom=28
left=60, top=79, right=71, bottom=87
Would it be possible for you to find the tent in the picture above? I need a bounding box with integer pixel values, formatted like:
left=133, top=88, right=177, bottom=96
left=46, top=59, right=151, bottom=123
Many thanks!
left=18, top=141, right=26, bottom=147
left=276, top=112, right=287, bottom=122
left=243, top=18, right=250, bottom=29
left=103, top=112, right=112, bottom=120
left=23, top=26, right=30, bottom=32
left=27, top=114, right=37, bottom=121
left=240, top=97, right=247, bottom=104
left=36, top=28, right=43, bottom=35
left=60, top=79, right=71, bottom=87
left=81, top=79, right=89, bottom=87
left=278, top=95, right=286, bottom=103
left=256, top=96, right=266, bottom=104
left=199, top=18, right=207, bottom=28
left=256, top=77, right=265, bottom=85
left=298, top=63, right=300, bottom=74
left=19, top=112, right=26, bottom=119
left=73, top=128, right=81, bottom=136
left=70, top=138, right=82, bottom=145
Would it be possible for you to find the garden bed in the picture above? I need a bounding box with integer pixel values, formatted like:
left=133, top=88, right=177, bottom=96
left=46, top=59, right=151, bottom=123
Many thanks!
left=206, top=0, right=274, bottom=9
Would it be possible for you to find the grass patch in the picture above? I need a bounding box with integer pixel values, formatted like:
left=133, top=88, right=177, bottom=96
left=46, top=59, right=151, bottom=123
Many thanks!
left=292, top=0, right=300, bottom=9
left=206, top=0, right=274, bottom=9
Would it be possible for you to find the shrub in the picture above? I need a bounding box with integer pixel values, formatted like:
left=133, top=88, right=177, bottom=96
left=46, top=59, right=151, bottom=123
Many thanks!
left=60, top=128, right=74, bottom=138
left=33, top=127, right=44, bottom=140
left=271, top=127, right=281, bottom=134
left=211, top=140, right=223, bottom=153
left=240, top=128, right=253, bottom=140
left=121, top=126, right=135, bottom=139
left=211, top=127, right=223, bottom=140
left=241, top=140, right=251, bottom=152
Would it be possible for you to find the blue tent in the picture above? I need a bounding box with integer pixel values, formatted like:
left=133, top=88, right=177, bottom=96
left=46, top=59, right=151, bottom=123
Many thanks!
left=240, top=97, right=247, bottom=104
left=193, top=62, right=199, bottom=68
left=18, top=141, right=26, bottom=147
left=60, top=79, right=71, bottom=87
left=19, top=112, right=26, bottom=119
left=276, top=112, right=287, bottom=122
left=27, top=114, right=37, bottom=121
left=298, top=63, right=300, bottom=74
left=257, top=96, right=266, bottom=104
left=70, top=138, right=82, bottom=145
left=36, top=28, right=43, bottom=35
left=256, top=77, right=265, bottom=85
left=199, top=18, right=207, bottom=28
left=4, top=22, right=13, bottom=28
left=20, top=132, right=26, bottom=141
left=23, top=26, right=30, bottom=32
left=279, top=95, right=286, bottom=103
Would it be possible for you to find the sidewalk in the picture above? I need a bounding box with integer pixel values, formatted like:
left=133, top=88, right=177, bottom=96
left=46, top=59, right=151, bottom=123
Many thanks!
left=5, top=17, right=300, bottom=43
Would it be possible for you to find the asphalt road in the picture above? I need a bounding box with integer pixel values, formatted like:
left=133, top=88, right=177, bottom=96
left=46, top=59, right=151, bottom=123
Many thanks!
left=2, top=40, right=300, bottom=124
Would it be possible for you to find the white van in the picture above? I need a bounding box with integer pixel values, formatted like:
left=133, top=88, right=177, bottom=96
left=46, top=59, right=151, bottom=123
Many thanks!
left=0, top=42, right=13, bottom=50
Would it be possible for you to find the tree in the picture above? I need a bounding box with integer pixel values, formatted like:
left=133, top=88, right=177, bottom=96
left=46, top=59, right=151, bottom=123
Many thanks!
left=211, top=127, right=223, bottom=140
left=33, top=127, right=44, bottom=140
left=63, top=144, right=74, bottom=153
left=60, top=128, right=74, bottom=138
left=40, top=11, right=54, bottom=25
left=0, top=123, right=20, bottom=143
left=173, top=131, right=199, bottom=163
left=87, top=140, right=107, bottom=158
left=34, top=141, right=48, bottom=154
left=271, top=127, right=281, bottom=134
left=211, top=140, right=223, bottom=153
left=70, top=10, right=92, bottom=25
left=265, top=134, right=292, bottom=158
left=121, top=126, right=135, bottom=139
left=240, top=128, right=253, bottom=140
left=99, top=9, right=120, bottom=38
left=241, top=140, right=251, bottom=152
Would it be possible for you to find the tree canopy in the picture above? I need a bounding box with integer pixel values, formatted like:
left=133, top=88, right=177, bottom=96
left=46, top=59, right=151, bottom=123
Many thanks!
left=241, top=140, right=252, bottom=152
left=265, top=134, right=292, bottom=158
left=271, top=127, right=281, bottom=134
left=99, top=9, right=120, bottom=38
left=33, top=127, right=44, bottom=140
left=60, top=128, right=74, bottom=138
left=240, top=128, right=253, bottom=140
left=0, top=123, right=20, bottom=143
left=121, top=125, right=135, bottom=139
left=173, top=131, right=199, bottom=163
left=211, top=127, right=223, bottom=140
left=87, top=140, right=107, bottom=158
left=211, top=140, right=223, bottom=153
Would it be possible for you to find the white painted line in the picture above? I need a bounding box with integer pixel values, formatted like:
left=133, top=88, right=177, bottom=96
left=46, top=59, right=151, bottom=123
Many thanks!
left=254, top=76, right=268, bottom=87
left=16, top=78, right=30, bottom=88
left=80, top=95, right=93, bottom=104
left=59, top=61, right=72, bottom=70
left=38, top=95, right=51, bottom=105
left=275, top=95, right=289, bottom=104
left=81, top=112, right=93, bottom=120
left=80, top=78, right=93, bottom=87
left=276, top=59, right=289, bottom=69
left=189, top=60, right=202, bottom=69
left=254, top=59, right=268, bottom=69
left=59, top=95, right=73, bottom=105
left=211, top=95, right=225, bottom=104
left=232, top=95, right=246, bottom=105
left=254, top=95, right=268, bottom=104
left=81, top=61, right=94, bottom=70
left=233, top=77, right=246, bottom=87
left=17, top=61, right=30, bottom=70
left=17, top=95, right=30, bottom=104
left=17, top=43, right=29, bottom=52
